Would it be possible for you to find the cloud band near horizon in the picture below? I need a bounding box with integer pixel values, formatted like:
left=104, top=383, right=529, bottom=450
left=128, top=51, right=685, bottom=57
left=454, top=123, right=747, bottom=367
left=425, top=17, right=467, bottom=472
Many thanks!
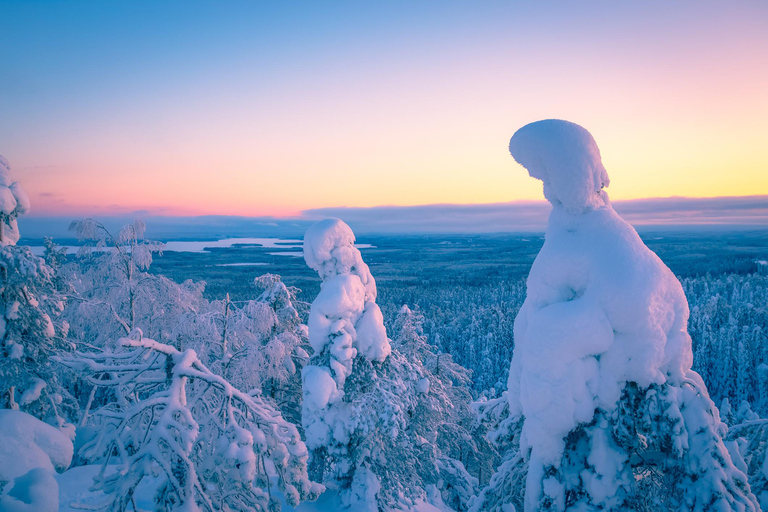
left=16, top=195, right=768, bottom=241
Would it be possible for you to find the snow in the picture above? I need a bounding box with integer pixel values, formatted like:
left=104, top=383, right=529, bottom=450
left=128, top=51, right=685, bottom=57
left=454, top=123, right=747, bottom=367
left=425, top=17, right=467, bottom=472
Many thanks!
left=505, top=119, right=756, bottom=511
left=508, top=119, right=609, bottom=214
left=0, top=155, right=29, bottom=245
left=19, top=377, right=47, bottom=406
left=0, top=410, right=73, bottom=512
left=302, top=219, right=392, bottom=451
left=53, top=470, right=447, bottom=512
left=9, top=183, right=30, bottom=215
left=0, top=185, right=17, bottom=214
left=0, top=468, right=59, bottom=512
left=0, top=409, right=73, bottom=479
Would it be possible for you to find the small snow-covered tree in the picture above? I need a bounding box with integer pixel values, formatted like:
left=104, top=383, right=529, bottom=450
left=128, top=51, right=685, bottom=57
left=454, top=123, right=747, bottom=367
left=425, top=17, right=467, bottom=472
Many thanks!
left=60, top=330, right=323, bottom=512
left=482, top=120, right=758, bottom=511
left=0, top=155, right=73, bottom=426
left=65, top=218, right=173, bottom=345
left=301, top=218, right=393, bottom=510
left=184, top=274, right=311, bottom=426
left=392, top=305, right=496, bottom=509
left=727, top=418, right=768, bottom=510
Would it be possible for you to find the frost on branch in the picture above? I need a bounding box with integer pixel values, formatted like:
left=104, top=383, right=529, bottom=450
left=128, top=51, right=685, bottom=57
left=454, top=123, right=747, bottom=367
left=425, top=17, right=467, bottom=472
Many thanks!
left=60, top=331, right=322, bottom=512
left=494, top=119, right=757, bottom=511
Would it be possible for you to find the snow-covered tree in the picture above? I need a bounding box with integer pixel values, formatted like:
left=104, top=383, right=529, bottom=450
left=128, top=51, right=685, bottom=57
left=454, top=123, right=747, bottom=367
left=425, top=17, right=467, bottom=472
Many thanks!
left=727, top=418, right=768, bottom=511
left=199, top=275, right=311, bottom=426
left=301, top=218, right=394, bottom=509
left=65, top=218, right=177, bottom=345
left=482, top=120, right=758, bottom=511
left=60, top=330, right=323, bottom=512
left=0, top=155, right=29, bottom=246
left=0, top=155, right=73, bottom=427
left=392, top=305, right=496, bottom=508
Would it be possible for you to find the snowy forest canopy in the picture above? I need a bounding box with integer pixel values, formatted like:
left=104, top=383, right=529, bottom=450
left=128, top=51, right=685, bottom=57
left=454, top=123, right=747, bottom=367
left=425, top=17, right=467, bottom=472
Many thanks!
left=3, top=118, right=768, bottom=512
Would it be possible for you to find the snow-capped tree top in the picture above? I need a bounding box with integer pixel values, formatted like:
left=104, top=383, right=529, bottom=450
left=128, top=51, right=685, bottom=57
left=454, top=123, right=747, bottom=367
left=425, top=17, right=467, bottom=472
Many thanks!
left=0, top=155, right=31, bottom=245
left=0, top=154, right=11, bottom=185
left=303, top=217, right=377, bottom=301
left=509, top=119, right=609, bottom=213
left=303, top=218, right=356, bottom=272
left=507, top=120, right=696, bottom=465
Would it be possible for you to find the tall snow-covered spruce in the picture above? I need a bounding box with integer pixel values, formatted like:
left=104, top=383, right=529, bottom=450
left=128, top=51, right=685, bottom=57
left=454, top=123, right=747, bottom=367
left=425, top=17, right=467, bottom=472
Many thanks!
left=493, top=120, right=758, bottom=511
left=301, top=218, right=392, bottom=509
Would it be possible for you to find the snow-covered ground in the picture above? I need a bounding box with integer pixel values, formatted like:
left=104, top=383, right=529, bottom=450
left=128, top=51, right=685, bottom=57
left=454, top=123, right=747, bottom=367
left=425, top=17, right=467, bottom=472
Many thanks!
left=54, top=468, right=445, bottom=512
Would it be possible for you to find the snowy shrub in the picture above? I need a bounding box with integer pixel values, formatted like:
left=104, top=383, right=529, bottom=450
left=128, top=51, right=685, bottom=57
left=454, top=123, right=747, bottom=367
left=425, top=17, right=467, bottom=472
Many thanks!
left=60, top=331, right=323, bottom=512
left=482, top=120, right=758, bottom=511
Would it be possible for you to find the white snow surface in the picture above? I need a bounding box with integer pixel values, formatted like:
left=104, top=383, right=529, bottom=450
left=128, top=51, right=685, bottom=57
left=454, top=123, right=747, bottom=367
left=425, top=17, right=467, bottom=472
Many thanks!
left=509, top=119, right=609, bottom=214
left=0, top=409, right=73, bottom=479
left=0, top=410, right=73, bottom=512
left=54, top=469, right=447, bottom=512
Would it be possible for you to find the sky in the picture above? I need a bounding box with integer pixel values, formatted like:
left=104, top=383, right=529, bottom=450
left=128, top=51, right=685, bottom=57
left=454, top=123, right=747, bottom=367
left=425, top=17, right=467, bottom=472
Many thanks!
left=1, top=0, right=767, bottom=221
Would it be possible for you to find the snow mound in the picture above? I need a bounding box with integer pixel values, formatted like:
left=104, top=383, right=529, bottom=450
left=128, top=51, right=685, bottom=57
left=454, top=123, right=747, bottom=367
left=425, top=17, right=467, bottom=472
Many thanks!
left=0, top=409, right=73, bottom=479
left=509, top=119, right=609, bottom=213
left=0, top=410, right=73, bottom=512
left=0, top=467, right=59, bottom=512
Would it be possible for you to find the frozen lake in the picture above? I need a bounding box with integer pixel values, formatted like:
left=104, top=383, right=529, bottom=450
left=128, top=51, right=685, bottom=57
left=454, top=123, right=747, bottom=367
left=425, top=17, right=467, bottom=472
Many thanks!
left=29, top=237, right=374, bottom=256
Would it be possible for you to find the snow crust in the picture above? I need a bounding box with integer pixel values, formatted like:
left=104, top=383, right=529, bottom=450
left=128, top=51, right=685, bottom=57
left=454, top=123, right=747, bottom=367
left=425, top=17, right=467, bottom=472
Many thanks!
left=0, top=155, right=30, bottom=245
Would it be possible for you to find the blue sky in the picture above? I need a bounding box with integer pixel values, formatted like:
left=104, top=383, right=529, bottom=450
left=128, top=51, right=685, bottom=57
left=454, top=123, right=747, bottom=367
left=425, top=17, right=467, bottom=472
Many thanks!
left=2, top=0, right=767, bottom=226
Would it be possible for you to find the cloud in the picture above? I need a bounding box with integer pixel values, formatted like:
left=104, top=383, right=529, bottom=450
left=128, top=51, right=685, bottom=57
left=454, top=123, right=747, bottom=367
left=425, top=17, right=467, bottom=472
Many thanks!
left=17, top=196, right=768, bottom=240
left=304, top=195, right=768, bottom=234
